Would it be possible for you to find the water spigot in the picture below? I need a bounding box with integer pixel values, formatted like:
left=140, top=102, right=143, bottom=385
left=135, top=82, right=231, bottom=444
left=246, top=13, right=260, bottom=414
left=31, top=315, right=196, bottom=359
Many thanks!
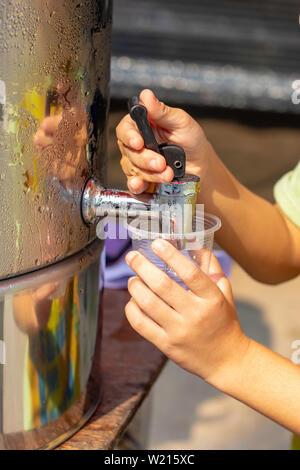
left=81, top=178, right=154, bottom=225
left=81, top=174, right=200, bottom=228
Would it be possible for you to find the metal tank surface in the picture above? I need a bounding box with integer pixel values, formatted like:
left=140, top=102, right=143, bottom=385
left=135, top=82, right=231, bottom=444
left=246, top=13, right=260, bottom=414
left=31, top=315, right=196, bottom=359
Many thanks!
left=0, top=0, right=112, bottom=449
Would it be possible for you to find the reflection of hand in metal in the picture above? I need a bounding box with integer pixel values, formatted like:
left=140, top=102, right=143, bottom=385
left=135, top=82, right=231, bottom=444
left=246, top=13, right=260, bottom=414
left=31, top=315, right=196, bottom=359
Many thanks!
left=13, top=282, right=59, bottom=336
left=33, top=107, right=88, bottom=191
left=33, top=115, right=62, bottom=149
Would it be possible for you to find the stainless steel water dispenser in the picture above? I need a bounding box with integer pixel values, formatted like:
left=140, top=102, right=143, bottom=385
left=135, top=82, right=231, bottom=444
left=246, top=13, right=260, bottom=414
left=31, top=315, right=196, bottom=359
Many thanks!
left=0, top=0, right=112, bottom=449
left=0, top=0, right=201, bottom=449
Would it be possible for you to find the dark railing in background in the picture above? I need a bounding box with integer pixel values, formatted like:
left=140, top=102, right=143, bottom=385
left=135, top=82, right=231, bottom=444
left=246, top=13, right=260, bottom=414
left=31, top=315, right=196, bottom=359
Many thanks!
left=111, top=0, right=300, bottom=113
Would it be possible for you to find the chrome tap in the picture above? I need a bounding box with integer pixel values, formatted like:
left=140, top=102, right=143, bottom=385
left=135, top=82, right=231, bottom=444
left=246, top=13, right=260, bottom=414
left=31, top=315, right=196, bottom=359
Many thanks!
left=81, top=174, right=200, bottom=229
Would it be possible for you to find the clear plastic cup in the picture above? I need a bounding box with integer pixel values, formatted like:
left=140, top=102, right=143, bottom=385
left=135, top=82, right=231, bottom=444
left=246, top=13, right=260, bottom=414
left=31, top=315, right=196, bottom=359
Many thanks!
left=126, top=213, right=221, bottom=288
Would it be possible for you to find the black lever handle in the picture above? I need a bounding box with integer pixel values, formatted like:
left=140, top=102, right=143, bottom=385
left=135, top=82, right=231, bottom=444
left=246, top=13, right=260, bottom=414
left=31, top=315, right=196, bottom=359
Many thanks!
left=128, top=96, right=160, bottom=154
left=128, top=96, right=186, bottom=179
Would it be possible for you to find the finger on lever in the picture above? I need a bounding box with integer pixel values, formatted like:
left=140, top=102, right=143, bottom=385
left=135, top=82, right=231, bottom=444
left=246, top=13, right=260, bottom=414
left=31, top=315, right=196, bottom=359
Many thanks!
left=116, top=115, right=144, bottom=150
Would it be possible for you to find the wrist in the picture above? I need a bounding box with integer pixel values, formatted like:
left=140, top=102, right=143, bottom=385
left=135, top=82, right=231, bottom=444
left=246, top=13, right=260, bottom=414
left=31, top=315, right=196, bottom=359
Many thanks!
left=186, top=140, right=212, bottom=179
left=187, top=141, right=221, bottom=206
left=205, top=333, right=253, bottom=394
left=198, top=142, right=220, bottom=190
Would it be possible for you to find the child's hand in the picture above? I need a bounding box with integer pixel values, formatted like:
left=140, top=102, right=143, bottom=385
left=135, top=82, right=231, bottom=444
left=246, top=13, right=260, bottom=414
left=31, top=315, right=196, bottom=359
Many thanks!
left=125, top=240, right=250, bottom=383
left=116, top=89, right=211, bottom=194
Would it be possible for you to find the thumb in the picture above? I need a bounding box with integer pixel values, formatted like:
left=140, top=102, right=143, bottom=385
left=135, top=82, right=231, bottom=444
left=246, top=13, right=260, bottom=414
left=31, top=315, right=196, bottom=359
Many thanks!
left=139, top=89, right=188, bottom=130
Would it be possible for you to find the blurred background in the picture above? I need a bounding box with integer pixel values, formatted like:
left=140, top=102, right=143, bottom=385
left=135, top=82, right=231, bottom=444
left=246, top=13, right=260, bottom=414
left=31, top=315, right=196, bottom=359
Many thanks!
left=108, top=0, right=300, bottom=449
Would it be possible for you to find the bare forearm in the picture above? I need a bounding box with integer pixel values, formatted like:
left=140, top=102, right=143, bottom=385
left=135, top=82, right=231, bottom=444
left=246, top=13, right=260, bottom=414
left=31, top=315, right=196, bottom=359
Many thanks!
left=198, top=143, right=299, bottom=283
left=208, top=338, right=300, bottom=435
